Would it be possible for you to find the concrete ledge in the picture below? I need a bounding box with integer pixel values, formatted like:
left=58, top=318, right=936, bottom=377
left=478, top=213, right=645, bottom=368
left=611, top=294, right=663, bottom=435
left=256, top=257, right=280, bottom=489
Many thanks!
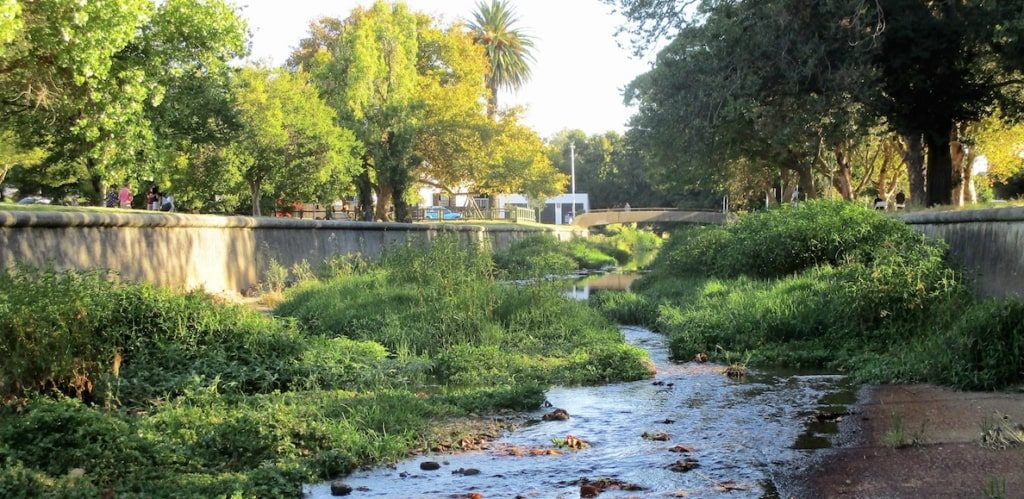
left=0, top=210, right=551, bottom=232
left=897, top=207, right=1024, bottom=298
left=898, top=206, right=1024, bottom=224
left=0, top=210, right=575, bottom=293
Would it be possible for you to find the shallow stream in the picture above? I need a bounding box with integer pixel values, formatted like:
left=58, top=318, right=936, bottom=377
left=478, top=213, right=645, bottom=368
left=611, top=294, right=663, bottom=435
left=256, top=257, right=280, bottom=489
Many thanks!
left=305, top=276, right=854, bottom=498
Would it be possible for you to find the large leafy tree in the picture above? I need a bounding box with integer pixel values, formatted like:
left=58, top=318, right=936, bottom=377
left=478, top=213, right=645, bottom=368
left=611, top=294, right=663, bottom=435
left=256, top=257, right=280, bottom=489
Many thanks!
left=624, top=0, right=877, bottom=204
left=613, top=0, right=1024, bottom=207
left=301, top=2, right=422, bottom=221
left=292, top=2, right=563, bottom=220
left=475, top=109, right=565, bottom=201
left=467, top=0, right=535, bottom=117
left=869, top=0, right=1024, bottom=206
left=0, top=0, right=247, bottom=204
left=228, top=67, right=361, bottom=217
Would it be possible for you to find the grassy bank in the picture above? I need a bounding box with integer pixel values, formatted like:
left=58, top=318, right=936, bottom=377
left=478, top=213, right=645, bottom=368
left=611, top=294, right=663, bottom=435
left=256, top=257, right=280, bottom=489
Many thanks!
left=591, top=201, right=1024, bottom=390
left=0, top=237, right=651, bottom=497
left=493, top=225, right=663, bottom=279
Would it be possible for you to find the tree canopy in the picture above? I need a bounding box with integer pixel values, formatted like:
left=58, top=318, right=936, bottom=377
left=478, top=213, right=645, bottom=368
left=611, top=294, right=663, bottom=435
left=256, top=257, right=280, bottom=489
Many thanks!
left=615, top=0, right=1024, bottom=207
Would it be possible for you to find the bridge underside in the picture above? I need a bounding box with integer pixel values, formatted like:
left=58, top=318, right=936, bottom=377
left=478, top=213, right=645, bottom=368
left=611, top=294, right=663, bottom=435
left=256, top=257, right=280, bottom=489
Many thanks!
left=571, top=210, right=729, bottom=228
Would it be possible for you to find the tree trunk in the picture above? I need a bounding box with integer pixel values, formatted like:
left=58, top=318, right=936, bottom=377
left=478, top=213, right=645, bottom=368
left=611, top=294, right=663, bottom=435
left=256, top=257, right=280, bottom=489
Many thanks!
left=924, top=126, right=953, bottom=207
left=486, top=80, right=498, bottom=120
left=779, top=168, right=792, bottom=203
left=902, top=133, right=926, bottom=206
left=950, top=126, right=967, bottom=206
left=966, top=158, right=977, bottom=203
left=86, top=158, right=105, bottom=206
left=250, top=180, right=262, bottom=217
left=356, top=167, right=374, bottom=222
left=796, top=166, right=817, bottom=200
left=393, top=181, right=410, bottom=223
left=374, top=184, right=392, bottom=222
left=89, top=174, right=106, bottom=206
left=833, top=146, right=855, bottom=200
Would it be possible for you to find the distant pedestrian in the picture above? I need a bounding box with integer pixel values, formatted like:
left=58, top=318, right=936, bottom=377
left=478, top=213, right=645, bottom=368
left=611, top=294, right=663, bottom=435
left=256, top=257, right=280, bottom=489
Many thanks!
left=790, top=186, right=801, bottom=205
left=624, top=202, right=631, bottom=212
left=895, top=191, right=906, bottom=210
left=105, top=185, right=118, bottom=208
left=118, top=183, right=133, bottom=209
left=146, top=186, right=161, bottom=210
left=160, top=192, right=175, bottom=212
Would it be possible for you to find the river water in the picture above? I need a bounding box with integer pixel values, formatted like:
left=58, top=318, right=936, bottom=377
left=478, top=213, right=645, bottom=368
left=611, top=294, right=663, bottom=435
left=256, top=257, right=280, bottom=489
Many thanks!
left=306, top=276, right=853, bottom=498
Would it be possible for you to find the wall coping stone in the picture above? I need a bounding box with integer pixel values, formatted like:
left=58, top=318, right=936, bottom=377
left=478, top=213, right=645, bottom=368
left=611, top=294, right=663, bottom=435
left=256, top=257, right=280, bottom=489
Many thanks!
left=0, top=210, right=555, bottom=233
left=898, top=206, right=1024, bottom=225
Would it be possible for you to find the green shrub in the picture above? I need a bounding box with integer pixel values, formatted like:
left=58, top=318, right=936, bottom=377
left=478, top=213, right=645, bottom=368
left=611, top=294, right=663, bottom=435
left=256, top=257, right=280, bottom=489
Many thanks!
left=493, top=233, right=628, bottom=278
left=278, top=241, right=652, bottom=387
left=652, top=200, right=944, bottom=279
left=492, top=234, right=578, bottom=278
left=589, top=291, right=659, bottom=326
left=610, top=200, right=1024, bottom=389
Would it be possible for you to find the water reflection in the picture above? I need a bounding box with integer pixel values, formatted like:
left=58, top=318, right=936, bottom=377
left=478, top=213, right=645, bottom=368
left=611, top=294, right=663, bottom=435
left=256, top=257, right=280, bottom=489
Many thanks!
left=564, top=272, right=641, bottom=300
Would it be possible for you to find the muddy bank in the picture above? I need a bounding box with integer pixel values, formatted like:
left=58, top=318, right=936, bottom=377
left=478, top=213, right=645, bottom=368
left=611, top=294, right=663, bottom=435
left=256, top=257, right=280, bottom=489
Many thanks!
left=782, top=384, right=1024, bottom=498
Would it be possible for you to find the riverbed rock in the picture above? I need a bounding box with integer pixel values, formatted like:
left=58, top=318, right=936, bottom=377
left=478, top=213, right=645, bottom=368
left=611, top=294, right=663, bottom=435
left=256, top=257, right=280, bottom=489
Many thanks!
left=329, top=480, right=352, bottom=496
left=452, top=468, right=481, bottom=476
left=577, top=477, right=645, bottom=496
left=67, top=468, right=86, bottom=479
left=668, top=458, right=700, bottom=472
left=669, top=444, right=695, bottom=453
left=695, top=352, right=708, bottom=363
left=642, top=431, right=671, bottom=441
left=580, top=483, right=601, bottom=498
left=419, top=461, right=441, bottom=471
left=543, top=408, right=570, bottom=421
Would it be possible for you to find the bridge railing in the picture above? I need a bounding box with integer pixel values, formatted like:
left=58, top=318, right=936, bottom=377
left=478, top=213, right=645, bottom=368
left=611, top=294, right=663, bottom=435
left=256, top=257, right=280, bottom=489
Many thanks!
left=581, top=207, right=724, bottom=214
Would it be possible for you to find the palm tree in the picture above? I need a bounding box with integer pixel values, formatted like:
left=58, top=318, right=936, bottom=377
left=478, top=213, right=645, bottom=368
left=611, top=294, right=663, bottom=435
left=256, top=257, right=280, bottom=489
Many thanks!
left=467, top=0, right=535, bottom=118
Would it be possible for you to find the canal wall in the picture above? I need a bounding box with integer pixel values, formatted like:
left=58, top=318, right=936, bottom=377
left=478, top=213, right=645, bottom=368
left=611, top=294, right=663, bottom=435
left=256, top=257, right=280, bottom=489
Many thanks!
left=0, top=211, right=580, bottom=294
left=900, top=207, right=1024, bottom=298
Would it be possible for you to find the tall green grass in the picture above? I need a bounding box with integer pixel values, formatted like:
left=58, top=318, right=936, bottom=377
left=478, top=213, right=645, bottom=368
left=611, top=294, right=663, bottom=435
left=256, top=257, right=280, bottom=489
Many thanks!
left=594, top=200, right=1024, bottom=389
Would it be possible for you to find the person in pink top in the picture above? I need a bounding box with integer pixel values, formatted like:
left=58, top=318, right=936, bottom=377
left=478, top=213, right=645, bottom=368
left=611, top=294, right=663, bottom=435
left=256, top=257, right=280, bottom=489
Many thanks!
left=118, top=183, right=133, bottom=209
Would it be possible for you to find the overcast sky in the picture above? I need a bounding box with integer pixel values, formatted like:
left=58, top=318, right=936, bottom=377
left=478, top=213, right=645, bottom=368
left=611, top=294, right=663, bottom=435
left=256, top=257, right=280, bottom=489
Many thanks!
left=238, top=0, right=653, bottom=139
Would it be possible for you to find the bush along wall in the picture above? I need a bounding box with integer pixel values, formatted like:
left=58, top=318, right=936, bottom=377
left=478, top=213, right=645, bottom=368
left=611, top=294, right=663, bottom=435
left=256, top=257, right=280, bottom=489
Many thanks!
left=591, top=200, right=1023, bottom=390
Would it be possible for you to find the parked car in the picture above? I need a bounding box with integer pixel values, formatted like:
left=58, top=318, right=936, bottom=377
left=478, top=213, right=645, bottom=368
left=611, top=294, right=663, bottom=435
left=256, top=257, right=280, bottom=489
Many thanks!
left=423, top=206, right=462, bottom=220
left=17, top=196, right=52, bottom=205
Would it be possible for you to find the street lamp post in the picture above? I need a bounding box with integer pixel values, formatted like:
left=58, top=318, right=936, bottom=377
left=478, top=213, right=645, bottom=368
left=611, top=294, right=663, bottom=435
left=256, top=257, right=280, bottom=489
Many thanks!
left=570, top=141, right=576, bottom=219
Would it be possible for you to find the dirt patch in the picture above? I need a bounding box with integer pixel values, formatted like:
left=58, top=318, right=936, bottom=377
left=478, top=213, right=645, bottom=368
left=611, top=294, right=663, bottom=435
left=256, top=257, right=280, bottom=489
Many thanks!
left=783, top=384, right=1024, bottom=498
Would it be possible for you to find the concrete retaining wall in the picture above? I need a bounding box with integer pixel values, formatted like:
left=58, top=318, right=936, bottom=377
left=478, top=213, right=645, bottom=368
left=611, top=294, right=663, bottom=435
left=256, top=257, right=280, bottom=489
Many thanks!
left=900, top=207, right=1024, bottom=298
left=0, top=211, right=580, bottom=293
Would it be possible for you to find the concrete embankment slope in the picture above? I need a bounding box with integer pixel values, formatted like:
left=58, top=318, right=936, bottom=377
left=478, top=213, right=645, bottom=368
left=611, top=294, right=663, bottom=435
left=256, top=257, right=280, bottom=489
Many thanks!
left=901, top=206, right=1024, bottom=298
left=0, top=210, right=580, bottom=294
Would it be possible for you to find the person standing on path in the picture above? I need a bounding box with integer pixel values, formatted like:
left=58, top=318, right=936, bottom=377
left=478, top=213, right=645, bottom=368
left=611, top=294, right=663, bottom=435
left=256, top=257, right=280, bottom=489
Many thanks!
left=105, top=185, right=119, bottom=208
left=146, top=186, right=161, bottom=210
left=118, top=183, right=133, bottom=209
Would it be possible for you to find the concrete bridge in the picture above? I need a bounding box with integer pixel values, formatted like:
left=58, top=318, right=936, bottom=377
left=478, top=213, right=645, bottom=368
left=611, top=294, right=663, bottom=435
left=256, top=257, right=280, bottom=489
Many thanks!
left=571, top=208, right=731, bottom=228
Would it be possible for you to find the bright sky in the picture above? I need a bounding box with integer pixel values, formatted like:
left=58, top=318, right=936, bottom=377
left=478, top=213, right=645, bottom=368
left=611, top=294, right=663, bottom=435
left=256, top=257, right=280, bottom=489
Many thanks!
left=238, top=0, right=652, bottom=139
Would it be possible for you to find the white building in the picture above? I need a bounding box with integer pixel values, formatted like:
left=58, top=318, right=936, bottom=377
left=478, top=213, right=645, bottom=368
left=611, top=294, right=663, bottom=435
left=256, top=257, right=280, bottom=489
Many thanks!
left=497, top=193, right=589, bottom=225
left=415, top=182, right=589, bottom=224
